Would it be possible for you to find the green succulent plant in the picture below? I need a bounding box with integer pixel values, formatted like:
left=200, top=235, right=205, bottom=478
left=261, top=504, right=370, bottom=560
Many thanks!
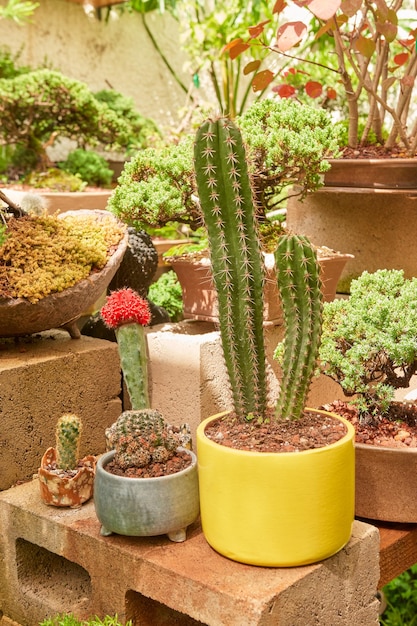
left=318, top=269, right=417, bottom=419
left=194, top=115, right=323, bottom=422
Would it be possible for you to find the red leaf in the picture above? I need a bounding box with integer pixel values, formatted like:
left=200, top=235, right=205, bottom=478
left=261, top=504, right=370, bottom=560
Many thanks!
left=340, top=0, right=362, bottom=17
left=252, top=70, right=275, bottom=92
left=393, top=52, right=410, bottom=67
left=272, top=0, right=287, bottom=14
left=306, top=0, right=340, bottom=21
left=248, top=20, right=271, bottom=39
left=243, top=60, right=261, bottom=75
left=272, top=84, right=296, bottom=98
left=276, top=21, right=307, bottom=52
left=223, top=39, right=250, bottom=60
left=327, top=87, right=337, bottom=99
left=305, top=80, right=323, bottom=98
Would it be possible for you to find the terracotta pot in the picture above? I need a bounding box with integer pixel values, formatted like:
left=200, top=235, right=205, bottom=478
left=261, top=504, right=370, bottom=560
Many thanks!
left=38, top=447, right=96, bottom=507
left=170, top=251, right=353, bottom=325
left=287, top=159, right=417, bottom=289
left=196, top=409, right=355, bottom=567
left=94, top=449, right=199, bottom=541
left=0, top=210, right=128, bottom=338
left=355, top=443, right=417, bottom=523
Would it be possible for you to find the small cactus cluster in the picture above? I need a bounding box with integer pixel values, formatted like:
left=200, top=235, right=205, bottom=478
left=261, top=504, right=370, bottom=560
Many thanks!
left=105, top=409, right=184, bottom=469
left=55, top=414, right=82, bottom=471
left=194, top=116, right=323, bottom=421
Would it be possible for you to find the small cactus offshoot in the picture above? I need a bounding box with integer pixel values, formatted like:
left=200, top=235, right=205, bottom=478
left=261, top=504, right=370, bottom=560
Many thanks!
left=194, top=116, right=323, bottom=421
left=105, top=409, right=185, bottom=469
left=55, top=414, right=82, bottom=471
left=101, top=288, right=151, bottom=410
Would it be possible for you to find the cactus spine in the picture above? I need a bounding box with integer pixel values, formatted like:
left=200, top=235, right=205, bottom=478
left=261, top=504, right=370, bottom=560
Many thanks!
left=55, top=414, right=82, bottom=470
left=194, top=117, right=267, bottom=419
left=274, top=234, right=323, bottom=420
left=115, top=323, right=149, bottom=410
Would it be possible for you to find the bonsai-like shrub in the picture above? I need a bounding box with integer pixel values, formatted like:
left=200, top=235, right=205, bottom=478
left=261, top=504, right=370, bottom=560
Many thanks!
left=318, top=269, right=417, bottom=419
left=194, top=115, right=323, bottom=422
left=108, top=99, right=340, bottom=232
left=0, top=69, right=131, bottom=174
left=60, top=149, right=114, bottom=188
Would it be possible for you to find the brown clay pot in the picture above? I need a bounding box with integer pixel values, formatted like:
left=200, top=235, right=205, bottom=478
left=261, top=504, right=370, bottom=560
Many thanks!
left=38, top=447, right=96, bottom=507
left=355, top=443, right=417, bottom=523
left=170, top=251, right=353, bottom=325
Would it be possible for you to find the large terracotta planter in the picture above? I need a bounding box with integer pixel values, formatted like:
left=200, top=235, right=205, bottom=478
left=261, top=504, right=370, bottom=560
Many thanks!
left=287, top=159, right=417, bottom=290
left=196, top=409, right=355, bottom=567
left=0, top=210, right=128, bottom=338
left=171, top=251, right=353, bottom=324
left=355, top=443, right=417, bottom=523
left=38, top=447, right=96, bottom=507
left=94, top=449, right=199, bottom=542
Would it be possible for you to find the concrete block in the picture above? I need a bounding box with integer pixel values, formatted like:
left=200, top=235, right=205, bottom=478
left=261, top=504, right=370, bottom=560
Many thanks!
left=0, top=479, right=380, bottom=626
left=0, top=332, right=122, bottom=491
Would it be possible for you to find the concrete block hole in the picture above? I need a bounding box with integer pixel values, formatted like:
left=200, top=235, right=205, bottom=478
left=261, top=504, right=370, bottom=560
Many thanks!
left=15, top=539, right=91, bottom=613
left=125, top=590, right=206, bottom=626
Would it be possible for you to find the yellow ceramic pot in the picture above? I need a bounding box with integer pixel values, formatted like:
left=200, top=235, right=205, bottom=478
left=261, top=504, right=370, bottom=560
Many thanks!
left=196, top=409, right=355, bottom=567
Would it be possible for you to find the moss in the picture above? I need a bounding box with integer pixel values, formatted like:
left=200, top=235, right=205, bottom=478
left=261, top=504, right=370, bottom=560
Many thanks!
left=0, top=213, right=124, bottom=303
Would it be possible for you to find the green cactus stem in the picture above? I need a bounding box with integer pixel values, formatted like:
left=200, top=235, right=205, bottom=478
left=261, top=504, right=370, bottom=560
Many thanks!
left=115, top=323, right=150, bottom=410
left=194, top=117, right=267, bottom=419
left=55, top=414, right=82, bottom=471
left=274, top=234, right=323, bottom=420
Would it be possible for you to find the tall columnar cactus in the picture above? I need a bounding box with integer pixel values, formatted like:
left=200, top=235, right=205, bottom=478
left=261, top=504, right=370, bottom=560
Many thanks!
left=101, top=288, right=151, bottom=410
left=194, top=117, right=267, bottom=418
left=55, top=414, right=82, bottom=471
left=274, top=234, right=323, bottom=421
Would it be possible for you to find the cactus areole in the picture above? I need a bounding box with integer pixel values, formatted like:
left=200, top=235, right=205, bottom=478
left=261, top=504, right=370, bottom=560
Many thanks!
left=194, top=117, right=323, bottom=422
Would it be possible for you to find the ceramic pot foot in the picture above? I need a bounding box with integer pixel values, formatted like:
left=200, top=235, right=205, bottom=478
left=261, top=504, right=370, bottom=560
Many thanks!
left=167, top=528, right=186, bottom=542
left=100, top=525, right=114, bottom=537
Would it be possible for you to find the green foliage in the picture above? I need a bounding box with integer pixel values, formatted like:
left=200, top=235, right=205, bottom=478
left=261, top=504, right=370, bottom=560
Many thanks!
left=0, top=46, right=31, bottom=79
left=319, top=270, right=417, bottom=418
left=55, top=414, right=82, bottom=471
left=39, top=614, right=131, bottom=626
left=108, top=135, right=200, bottom=231
left=381, top=564, right=417, bottom=626
left=148, top=270, right=183, bottom=321
left=0, top=69, right=131, bottom=174
left=109, top=99, right=339, bottom=230
left=0, top=0, right=38, bottom=23
left=24, top=167, right=86, bottom=191
left=105, top=409, right=182, bottom=469
left=94, top=89, right=161, bottom=152
left=0, top=222, right=8, bottom=246
left=60, top=150, right=113, bottom=188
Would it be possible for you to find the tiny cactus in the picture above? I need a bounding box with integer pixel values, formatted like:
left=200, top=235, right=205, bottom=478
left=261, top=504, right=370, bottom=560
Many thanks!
left=55, top=414, right=82, bottom=471
left=101, top=288, right=151, bottom=410
left=194, top=116, right=323, bottom=421
left=105, top=409, right=183, bottom=470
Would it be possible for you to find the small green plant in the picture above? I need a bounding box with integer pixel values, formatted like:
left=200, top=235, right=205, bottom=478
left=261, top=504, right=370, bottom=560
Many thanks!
left=39, top=614, right=132, bottom=626
left=194, top=115, right=323, bottom=421
left=148, top=270, right=183, bottom=321
left=60, top=149, right=113, bottom=188
left=380, top=564, right=417, bottom=626
left=55, top=414, right=82, bottom=471
left=318, top=269, right=417, bottom=419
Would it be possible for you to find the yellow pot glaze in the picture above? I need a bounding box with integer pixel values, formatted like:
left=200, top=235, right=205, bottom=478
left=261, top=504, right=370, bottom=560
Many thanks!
left=196, top=409, right=355, bottom=567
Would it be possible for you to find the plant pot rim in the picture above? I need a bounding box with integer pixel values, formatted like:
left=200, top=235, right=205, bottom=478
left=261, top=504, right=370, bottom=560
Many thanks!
left=328, top=157, right=417, bottom=165
left=355, top=441, right=417, bottom=454
left=97, top=448, right=197, bottom=483
left=39, top=446, right=96, bottom=481
left=197, top=409, right=355, bottom=458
